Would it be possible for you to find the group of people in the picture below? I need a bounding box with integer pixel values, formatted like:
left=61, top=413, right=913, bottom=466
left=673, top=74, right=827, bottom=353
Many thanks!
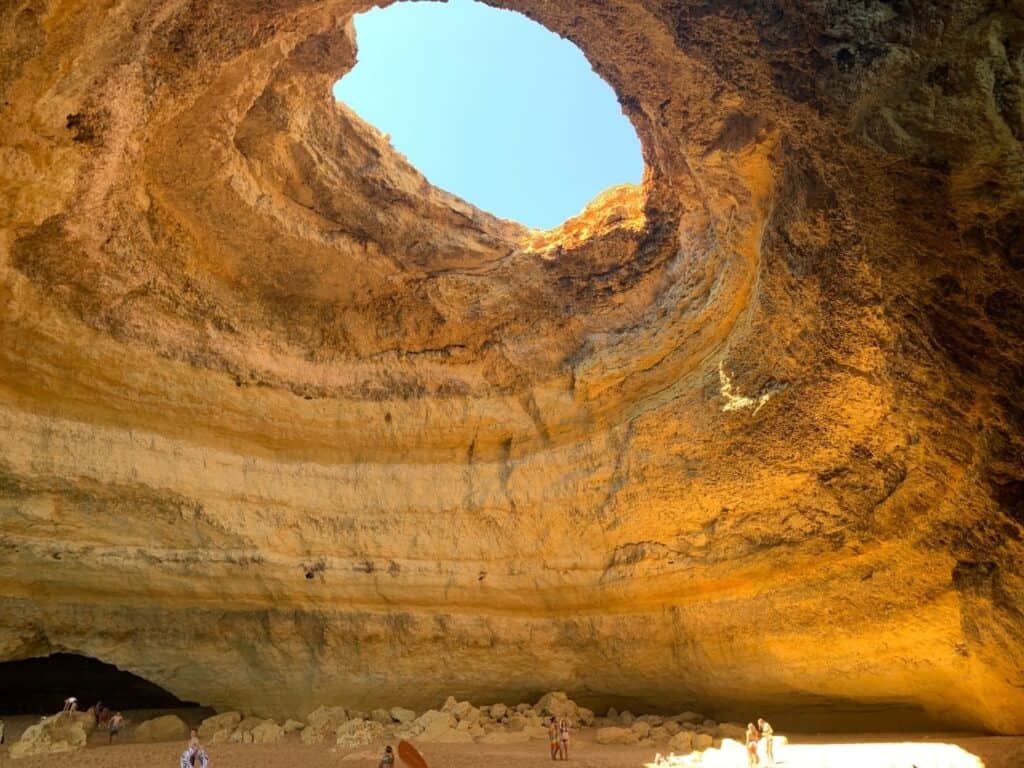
left=745, top=718, right=774, bottom=766
left=61, top=697, right=126, bottom=743
left=548, top=717, right=571, bottom=760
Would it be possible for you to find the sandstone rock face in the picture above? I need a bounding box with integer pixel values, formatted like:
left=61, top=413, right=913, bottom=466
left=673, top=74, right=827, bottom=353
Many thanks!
left=10, top=713, right=93, bottom=758
left=0, top=0, right=1022, bottom=737
left=133, top=714, right=189, bottom=743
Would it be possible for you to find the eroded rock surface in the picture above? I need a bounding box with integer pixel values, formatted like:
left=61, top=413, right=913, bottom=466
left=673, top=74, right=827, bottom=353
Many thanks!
left=0, top=0, right=1022, bottom=734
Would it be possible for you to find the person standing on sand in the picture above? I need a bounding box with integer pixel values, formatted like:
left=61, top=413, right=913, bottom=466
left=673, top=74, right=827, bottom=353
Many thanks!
left=558, top=717, right=571, bottom=760
left=548, top=718, right=560, bottom=760
left=108, top=712, right=125, bottom=743
left=189, top=729, right=200, bottom=749
left=62, top=696, right=77, bottom=712
left=180, top=742, right=209, bottom=768
left=379, top=745, right=395, bottom=768
left=757, top=718, right=774, bottom=764
left=745, top=723, right=760, bottom=767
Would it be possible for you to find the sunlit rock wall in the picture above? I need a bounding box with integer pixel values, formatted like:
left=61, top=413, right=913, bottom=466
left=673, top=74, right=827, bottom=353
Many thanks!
left=1, top=0, right=1021, bottom=733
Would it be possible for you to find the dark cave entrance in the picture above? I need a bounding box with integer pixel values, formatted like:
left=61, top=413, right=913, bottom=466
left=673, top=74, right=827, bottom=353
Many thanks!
left=0, top=653, right=198, bottom=715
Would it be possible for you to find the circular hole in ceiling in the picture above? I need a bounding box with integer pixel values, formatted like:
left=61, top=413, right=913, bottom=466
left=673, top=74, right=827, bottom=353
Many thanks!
left=333, top=0, right=645, bottom=231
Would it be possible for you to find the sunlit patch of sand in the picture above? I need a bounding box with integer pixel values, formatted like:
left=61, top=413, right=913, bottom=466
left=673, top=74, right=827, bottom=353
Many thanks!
left=646, top=739, right=985, bottom=768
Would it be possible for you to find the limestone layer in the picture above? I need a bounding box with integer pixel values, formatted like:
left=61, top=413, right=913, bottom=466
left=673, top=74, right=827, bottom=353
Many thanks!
left=1, top=0, right=1022, bottom=733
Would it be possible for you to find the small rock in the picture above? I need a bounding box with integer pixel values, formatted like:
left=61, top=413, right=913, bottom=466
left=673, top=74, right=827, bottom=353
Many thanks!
left=596, top=726, right=639, bottom=745
left=283, top=719, right=305, bottom=733
left=390, top=707, right=416, bottom=724
left=489, top=703, right=508, bottom=720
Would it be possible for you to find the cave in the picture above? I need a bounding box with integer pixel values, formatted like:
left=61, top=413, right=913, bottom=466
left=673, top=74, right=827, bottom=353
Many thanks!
left=0, top=0, right=1022, bottom=746
left=0, top=654, right=198, bottom=715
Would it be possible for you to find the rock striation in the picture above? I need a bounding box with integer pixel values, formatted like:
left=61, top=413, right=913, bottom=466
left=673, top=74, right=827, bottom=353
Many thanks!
left=0, top=0, right=1022, bottom=735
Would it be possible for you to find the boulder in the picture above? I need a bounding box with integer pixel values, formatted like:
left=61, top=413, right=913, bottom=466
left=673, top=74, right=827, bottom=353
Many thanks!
left=229, top=717, right=267, bottom=743
left=10, top=712, right=92, bottom=758
left=336, top=719, right=384, bottom=748
left=450, top=700, right=478, bottom=721
left=693, top=733, right=714, bottom=750
left=715, top=722, right=747, bottom=740
left=534, top=691, right=578, bottom=719
left=133, top=714, right=189, bottom=743
left=198, top=711, right=242, bottom=743
left=701, top=719, right=717, bottom=729
left=390, top=707, right=416, bottom=724
left=302, top=706, right=350, bottom=744
left=596, top=726, right=639, bottom=745
left=606, top=707, right=619, bottom=719
left=524, top=725, right=550, bottom=740
left=668, top=730, right=693, bottom=753
left=507, top=714, right=527, bottom=731
left=489, top=703, right=508, bottom=720
left=412, top=709, right=455, bottom=733
left=250, top=720, right=285, bottom=744
left=619, top=710, right=636, bottom=725
left=637, top=714, right=664, bottom=726
left=441, top=696, right=458, bottom=712
left=663, top=721, right=681, bottom=736
left=675, top=711, right=704, bottom=724
left=478, top=730, right=529, bottom=744
left=649, top=726, right=669, bottom=742
left=630, top=721, right=651, bottom=738
left=578, top=707, right=595, bottom=726
left=283, top=719, right=305, bottom=733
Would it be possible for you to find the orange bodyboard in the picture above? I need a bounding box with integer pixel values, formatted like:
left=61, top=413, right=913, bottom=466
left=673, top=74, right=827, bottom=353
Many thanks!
left=398, top=740, right=429, bottom=768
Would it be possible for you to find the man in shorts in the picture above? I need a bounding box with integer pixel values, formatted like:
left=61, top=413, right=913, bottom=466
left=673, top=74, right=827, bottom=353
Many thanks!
left=108, top=712, right=125, bottom=743
left=379, top=745, right=395, bottom=768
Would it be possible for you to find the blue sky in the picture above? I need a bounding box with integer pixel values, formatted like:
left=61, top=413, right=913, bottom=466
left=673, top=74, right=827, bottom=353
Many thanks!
left=333, top=0, right=643, bottom=230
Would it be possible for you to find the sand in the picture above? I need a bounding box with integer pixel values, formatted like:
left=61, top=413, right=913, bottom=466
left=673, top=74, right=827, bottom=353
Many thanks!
left=1, top=712, right=1022, bottom=768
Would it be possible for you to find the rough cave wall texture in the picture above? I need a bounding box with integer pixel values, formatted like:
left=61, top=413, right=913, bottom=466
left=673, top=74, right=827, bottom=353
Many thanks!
left=1, top=0, right=1022, bottom=734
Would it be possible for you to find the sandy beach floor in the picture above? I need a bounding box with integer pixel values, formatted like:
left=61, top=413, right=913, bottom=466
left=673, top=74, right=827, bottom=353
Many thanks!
left=1, top=712, right=1021, bottom=768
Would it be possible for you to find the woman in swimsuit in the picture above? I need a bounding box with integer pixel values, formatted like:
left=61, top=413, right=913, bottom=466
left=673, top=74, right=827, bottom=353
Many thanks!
left=745, top=722, right=760, bottom=767
left=558, top=718, right=570, bottom=761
